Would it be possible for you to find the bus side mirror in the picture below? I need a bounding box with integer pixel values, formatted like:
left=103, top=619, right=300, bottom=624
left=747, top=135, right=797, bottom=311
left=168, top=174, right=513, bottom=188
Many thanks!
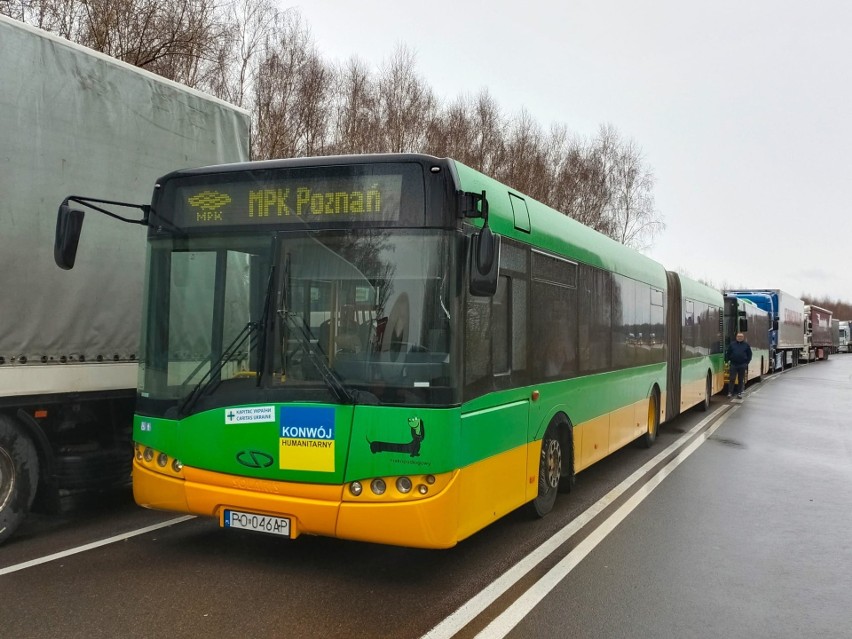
left=460, top=190, right=489, bottom=219
left=54, top=202, right=85, bottom=270
left=739, top=318, right=748, bottom=332
left=469, top=228, right=500, bottom=297
left=476, top=225, right=496, bottom=273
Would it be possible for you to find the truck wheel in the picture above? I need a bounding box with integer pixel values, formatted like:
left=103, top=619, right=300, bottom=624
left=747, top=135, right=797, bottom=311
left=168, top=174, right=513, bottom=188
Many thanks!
left=0, top=416, right=40, bottom=544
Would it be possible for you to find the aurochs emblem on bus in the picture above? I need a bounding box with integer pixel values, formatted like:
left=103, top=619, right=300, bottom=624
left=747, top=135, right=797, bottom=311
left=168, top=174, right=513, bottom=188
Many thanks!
left=369, top=417, right=425, bottom=457
left=187, top=190, right=231, bottom=222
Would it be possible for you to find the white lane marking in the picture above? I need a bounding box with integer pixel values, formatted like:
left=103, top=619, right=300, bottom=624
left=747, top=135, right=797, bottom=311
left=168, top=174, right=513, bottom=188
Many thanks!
left=421, top=404, right=735, bottom=639
left=0, top=515, right=195, bottom=576
left=474, top=406, right=739, bottom=639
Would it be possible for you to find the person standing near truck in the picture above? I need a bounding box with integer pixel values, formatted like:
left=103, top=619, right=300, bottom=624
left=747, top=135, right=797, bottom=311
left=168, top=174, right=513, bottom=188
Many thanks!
left=727, top=332, right=752, bottom=399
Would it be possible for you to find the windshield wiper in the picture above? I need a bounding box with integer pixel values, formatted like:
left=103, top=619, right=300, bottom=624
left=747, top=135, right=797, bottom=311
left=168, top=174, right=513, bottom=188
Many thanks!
left=279, top=249, right=355, bottom=404
left=254, top=263, right=277, bottom=388
left=179, top=320, right=260, bottom=417
left=280, top=310, right=353, bottom=404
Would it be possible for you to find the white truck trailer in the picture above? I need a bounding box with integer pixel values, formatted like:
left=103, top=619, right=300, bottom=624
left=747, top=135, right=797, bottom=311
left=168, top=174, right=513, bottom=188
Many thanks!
left=0, top=15, right=250, bottom=543
left=830, top=318, right=840, bottom=355
left=839, top=320, right=851, bottom=353
left=725, top=289, right=806, bottom=371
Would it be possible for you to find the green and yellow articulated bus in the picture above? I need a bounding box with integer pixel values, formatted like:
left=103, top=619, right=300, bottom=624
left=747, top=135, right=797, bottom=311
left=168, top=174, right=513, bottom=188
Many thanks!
left=55, top=154, right=723, bottom=548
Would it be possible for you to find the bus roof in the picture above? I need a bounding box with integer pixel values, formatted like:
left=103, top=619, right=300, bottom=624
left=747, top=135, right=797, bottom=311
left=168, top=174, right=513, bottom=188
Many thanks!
left=678, top=273, right=724, bottom=306
left=452, top=160, right=667, bottom=288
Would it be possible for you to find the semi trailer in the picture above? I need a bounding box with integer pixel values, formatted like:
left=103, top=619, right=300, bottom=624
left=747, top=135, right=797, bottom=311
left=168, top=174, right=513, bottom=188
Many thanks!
left=0, top=15, right=250, bottom=543
left=725, top=289, right=805, bottom=372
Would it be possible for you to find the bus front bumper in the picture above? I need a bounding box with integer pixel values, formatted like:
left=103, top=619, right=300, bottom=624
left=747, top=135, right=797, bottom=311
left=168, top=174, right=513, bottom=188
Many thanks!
left=132, top=459, right=461, bottom=549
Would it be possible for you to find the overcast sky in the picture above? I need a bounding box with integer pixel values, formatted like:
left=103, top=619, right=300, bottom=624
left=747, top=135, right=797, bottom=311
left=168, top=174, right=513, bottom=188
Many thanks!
left=295, top=0, right=851, bottom=303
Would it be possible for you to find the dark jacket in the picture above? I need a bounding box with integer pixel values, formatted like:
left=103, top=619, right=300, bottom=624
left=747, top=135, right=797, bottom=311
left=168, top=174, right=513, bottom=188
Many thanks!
left=727, top=340, right=752, bottom=367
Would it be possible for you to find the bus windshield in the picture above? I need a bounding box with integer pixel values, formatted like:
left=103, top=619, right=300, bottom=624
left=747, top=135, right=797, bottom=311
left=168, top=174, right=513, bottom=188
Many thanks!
left=138, top=229, right=459, bottom=416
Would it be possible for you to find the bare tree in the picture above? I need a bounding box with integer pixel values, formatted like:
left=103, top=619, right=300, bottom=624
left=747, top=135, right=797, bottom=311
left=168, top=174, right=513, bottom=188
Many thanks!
left=470, top=90, right=506, bottom=176
left=206, top=0, right=277, bottom=107
left=546, top=130, right=609, bottom=235
left=424, top=94, right=475, bottom=162
left=1, top=0, right=84, bottom=38
left=330, top=56, right=379, bottom=154
left=82, top=0, right=223, bottom=86
left=251, top=10, right=332, bottom=159
left=494, top=108, right=548, bottom=200
left=424, top=89, right=506, bottom=173
left=597, top=124, right=664, bottom=249
left=374, top=45, right=435, bottom=153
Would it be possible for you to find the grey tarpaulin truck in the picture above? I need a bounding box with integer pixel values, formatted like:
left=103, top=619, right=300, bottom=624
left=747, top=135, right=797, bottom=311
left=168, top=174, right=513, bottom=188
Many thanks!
left=0, top=15, right=250, bottom=543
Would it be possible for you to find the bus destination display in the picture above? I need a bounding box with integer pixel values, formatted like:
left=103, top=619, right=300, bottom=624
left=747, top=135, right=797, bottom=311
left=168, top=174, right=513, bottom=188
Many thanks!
left=172, top=173, right=404, bottom=227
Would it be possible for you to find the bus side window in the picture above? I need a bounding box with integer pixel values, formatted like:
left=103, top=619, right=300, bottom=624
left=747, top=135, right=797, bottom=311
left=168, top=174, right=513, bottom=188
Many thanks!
left=531, top=252, right=578, bottom=380
left=612, top=275, right=636, bottom=369
left=464, top=297, right=491, bottom=391
left=500, top=239, right=528, bottom=377
left=579, top=265, right=612, bottom=374
left=492, top=275, right=510, bottom=375
left=512, top=276, right=527, bottom=374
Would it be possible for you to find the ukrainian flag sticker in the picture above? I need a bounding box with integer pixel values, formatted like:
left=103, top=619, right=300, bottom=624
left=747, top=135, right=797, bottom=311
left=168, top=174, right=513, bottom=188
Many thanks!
left=279, top=407, right=336, bottom=472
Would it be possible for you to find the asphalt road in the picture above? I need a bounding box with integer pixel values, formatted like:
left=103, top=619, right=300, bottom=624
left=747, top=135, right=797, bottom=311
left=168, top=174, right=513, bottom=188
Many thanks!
left=507, top=354, right=852, bottom=639
left=2, top=355, right=850, bottom=639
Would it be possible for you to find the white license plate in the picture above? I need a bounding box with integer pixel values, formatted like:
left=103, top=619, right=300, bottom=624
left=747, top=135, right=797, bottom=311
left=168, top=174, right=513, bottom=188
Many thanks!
left=223, top=509, right=291, bottom=537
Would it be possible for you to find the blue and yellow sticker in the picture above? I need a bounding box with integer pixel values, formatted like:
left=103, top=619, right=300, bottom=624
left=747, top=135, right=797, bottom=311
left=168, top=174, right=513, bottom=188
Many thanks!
left=279, top=407, right=335, bottom=472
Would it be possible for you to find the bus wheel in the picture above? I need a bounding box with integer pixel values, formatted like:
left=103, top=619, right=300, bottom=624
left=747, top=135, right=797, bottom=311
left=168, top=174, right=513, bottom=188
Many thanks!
left=640, top=390, right=660, bottom=448
left=0, top=416, right=40, bottom=545
left=530, top=423, right=562, bottom=518
left=558, top=419, right=575, bottom=494
left=700, top=374, right=711, bottom=412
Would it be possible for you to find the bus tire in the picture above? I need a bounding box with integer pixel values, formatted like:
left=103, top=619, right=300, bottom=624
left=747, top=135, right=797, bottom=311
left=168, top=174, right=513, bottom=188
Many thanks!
left=558, top=418, right=575, bottom=494
left=0, top=415, right=40, bottom=545
left=530, top=422, right=562, bottom=518
left=700, top=373, right=712, bottom=412
left=640, top=389, right=660, bottom=448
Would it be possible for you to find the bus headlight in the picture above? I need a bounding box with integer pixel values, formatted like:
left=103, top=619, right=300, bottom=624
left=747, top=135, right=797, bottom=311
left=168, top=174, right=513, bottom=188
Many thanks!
left=370, top=478, right=386, bottom=495
left=349, top=481, right=363, bottom=496
left=396, top=477, right=412, bottom=494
